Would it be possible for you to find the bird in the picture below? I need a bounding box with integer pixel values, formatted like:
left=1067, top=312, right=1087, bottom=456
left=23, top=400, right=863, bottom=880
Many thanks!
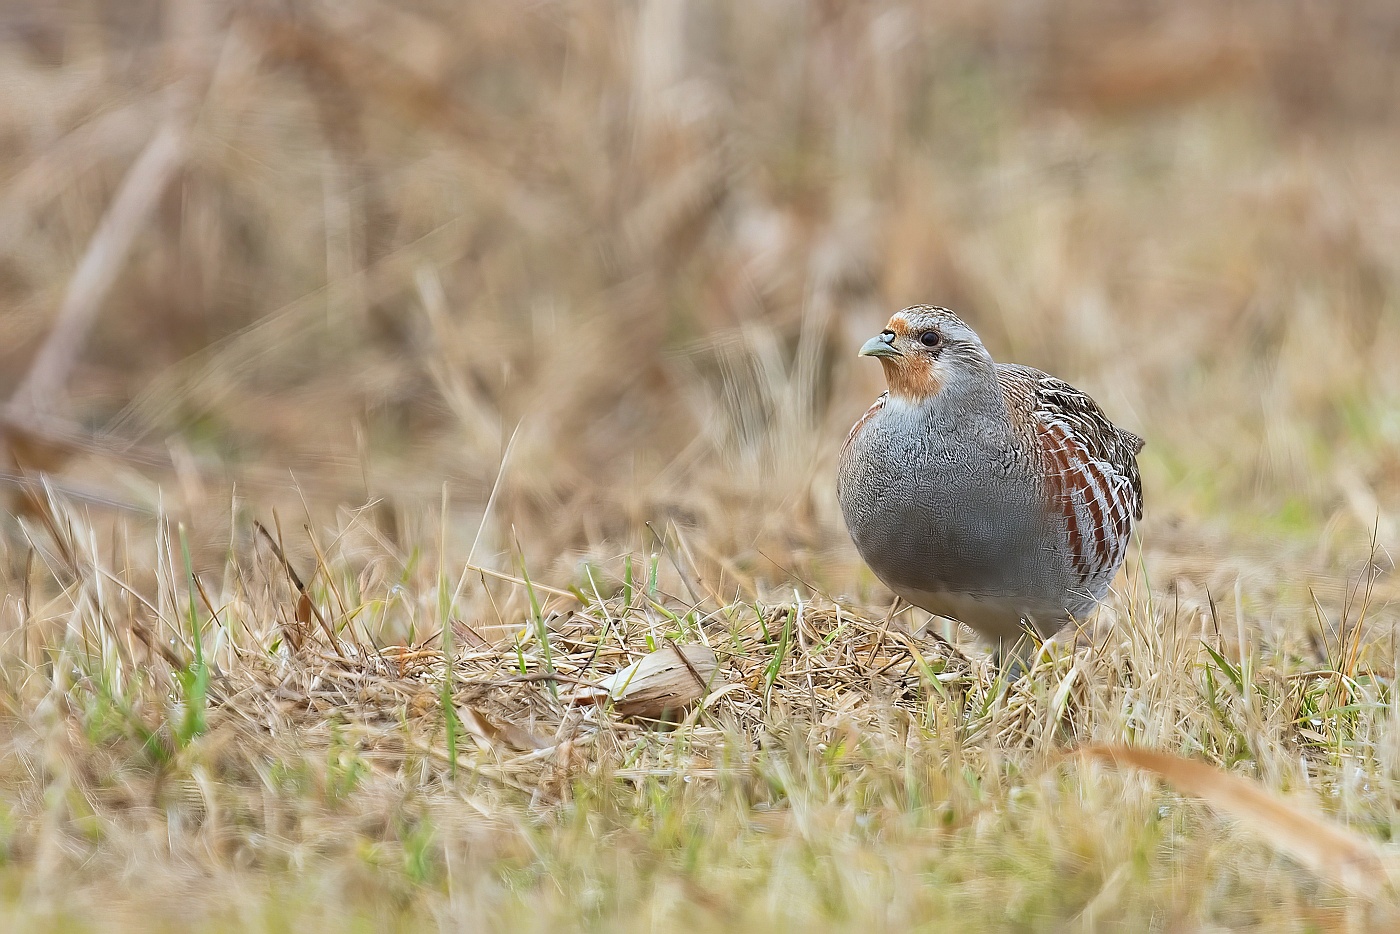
left=837, top=304, right=1143, bottom=669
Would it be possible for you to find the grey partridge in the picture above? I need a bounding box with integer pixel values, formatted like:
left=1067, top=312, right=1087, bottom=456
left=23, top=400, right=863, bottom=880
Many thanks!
left=837, top=305, right=1144, bottom=664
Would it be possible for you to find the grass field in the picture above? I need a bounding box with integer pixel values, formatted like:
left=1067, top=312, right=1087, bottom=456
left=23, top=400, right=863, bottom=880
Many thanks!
left=2, top=1, right=1400, bottom=930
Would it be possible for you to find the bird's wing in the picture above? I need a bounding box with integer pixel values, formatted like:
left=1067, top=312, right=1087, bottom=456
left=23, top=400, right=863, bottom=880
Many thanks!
left=1001, top=365, right=1144, bottom=599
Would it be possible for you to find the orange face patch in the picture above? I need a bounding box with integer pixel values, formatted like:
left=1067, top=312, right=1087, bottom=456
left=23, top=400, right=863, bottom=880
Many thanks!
left=878, top=352, right=943, bottom=400
left=876, top=313, right=944, bottom=400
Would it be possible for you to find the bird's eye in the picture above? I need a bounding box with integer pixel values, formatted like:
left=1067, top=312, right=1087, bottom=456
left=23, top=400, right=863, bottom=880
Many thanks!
left=919, top=331, right=940, bottom=347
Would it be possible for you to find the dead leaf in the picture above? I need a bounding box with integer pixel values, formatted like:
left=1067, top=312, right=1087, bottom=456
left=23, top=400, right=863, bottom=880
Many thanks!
left=1080, top=744, right=1391, bottom=898
left=573, top=643, right=719, bottom=721
left=295, top=591, right=313, bottom=627
left=450, top=619, right=492, bottom=649
left=408, top=689, right=436, bottom=717
left=459, top=705, right=549, bottom=753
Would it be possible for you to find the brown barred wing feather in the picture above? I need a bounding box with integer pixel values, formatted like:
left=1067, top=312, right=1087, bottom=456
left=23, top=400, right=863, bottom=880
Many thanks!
left=1001, top=366, right=1144, bottom=602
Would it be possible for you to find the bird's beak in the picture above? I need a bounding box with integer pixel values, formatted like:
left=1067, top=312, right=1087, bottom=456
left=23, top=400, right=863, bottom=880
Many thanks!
left=860, top=334, right=901, bottom=358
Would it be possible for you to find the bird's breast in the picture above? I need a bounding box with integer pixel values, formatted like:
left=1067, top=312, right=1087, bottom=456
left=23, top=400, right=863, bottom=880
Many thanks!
left=838, top=409, right=1055, bottom=599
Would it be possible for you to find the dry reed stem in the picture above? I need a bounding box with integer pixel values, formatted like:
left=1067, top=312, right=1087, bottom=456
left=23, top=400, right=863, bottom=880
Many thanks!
left=11, top=122, right=186, bottom=414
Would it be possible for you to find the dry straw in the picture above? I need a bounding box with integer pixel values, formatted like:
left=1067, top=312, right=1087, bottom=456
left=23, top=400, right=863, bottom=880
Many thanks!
left=2, top=0, right=1400, bottom=927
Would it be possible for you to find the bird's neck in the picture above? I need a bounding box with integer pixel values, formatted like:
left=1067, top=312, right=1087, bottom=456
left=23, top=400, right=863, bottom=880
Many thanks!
left=887, top=374, right=1007, bottom=433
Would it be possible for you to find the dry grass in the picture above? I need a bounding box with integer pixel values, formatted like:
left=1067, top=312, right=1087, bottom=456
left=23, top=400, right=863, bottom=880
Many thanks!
left=2, top=0, right=1400, bottom=930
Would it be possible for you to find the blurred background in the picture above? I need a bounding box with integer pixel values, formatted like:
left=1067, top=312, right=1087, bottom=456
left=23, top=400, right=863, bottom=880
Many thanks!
left=1, top=0, right=1399, bottom=611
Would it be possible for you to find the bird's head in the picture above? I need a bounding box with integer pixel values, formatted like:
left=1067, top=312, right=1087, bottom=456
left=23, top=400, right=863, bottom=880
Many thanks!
left=859, top=305, right=995, bottom=401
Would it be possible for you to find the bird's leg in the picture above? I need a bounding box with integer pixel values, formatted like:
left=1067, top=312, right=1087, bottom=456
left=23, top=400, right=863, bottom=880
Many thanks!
left=991, top=628, right=1041, bottom=680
